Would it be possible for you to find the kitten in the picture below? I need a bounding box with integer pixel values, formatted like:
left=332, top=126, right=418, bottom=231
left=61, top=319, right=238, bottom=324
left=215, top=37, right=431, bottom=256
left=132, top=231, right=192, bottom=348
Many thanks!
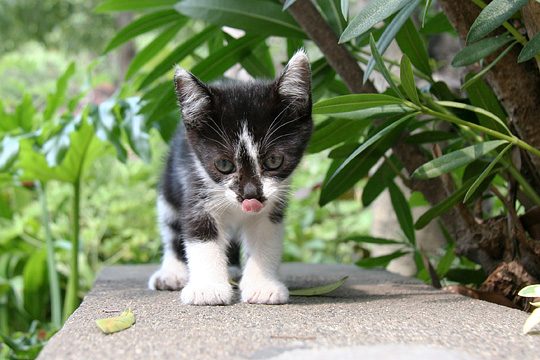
left=148, top=50, right=312, bottom=305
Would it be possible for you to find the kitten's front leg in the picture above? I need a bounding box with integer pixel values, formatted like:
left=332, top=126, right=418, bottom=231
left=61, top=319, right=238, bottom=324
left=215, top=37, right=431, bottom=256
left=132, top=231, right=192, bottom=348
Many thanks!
left=240, top=218, right=289, bottom=304
left=181, top=237, right=233, bottom=306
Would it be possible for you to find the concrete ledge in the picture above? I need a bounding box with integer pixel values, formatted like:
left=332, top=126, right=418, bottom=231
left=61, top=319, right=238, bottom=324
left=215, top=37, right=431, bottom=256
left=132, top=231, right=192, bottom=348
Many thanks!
left=39, top=263, right=537, bottom=359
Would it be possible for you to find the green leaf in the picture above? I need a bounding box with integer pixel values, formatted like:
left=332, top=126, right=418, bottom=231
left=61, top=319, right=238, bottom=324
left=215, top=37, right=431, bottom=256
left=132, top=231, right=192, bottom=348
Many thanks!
left=362, top=155, right=401, bottom=206
left=313, top=94, right=404, bottom=114
left=318, top=0, right=347, bottom=36
left=415, top=177, right=476, bottom=229
left=518, top=284, right=540, bottom=297
left=240, top=41, right=275, bottom=79
left=119, top=98, right=151, bottom=162
left=465, top=76, right=507, bottom=133
left=43, top=62, right=76, bottom=122
left=103, top=10, right=182, bottom=53
left=289, top=276, right=348, bottom=296
left=125, top=22, right=186, bottom=80
left=518, top=31, right=540, bottom=63
left=42, top=117, right=82, bottom=167
left=89, top=100, right=127, bottom=163
left=412, top=140, right=507, bottom=179
left=400, top=55, right=419, bottom=104
left=356, top=250, right=409, bottom=268
left=370, top=34, right=403, bottom=97
left=0, top=136, right=20, bottom=172
left=96, top=309, right=136, bottom=334
left=436, top=243, right=456, bottom=278
left=436, top=100, right=510, bottom=134
left=422, top=0, right=432, bottom=27
left=20, top=118, right=102, bottom=184
left=467, top=0, right=528, bottom=43
left=15, top=94, right=35, bottom=132
left=339, top=0, right=409, bottom=43
left=405, top=130, right=458, bottom=144
left=175, top=0, right=305, bottom=38
left=395, top=19, right=432, bottom=76
left=346, top=235, right=405, bottom=245
left=452, top=34, right=513, bottom=67
left=320, top=114, right=415, bottom=205
left=464, top=143, right=512, bottom=202
left=138, top=26, right=218, bottom=89
left=95, top=0, right=176, bottom=12
left=388, top=181, right=415, bottom=245
left=282, top=0, right=297, bottom=10
left=307, top=118, right=369, bottom=153
left=420, top=12, right=455, bottom=35
left=23, top=250, right=48, bottom=319
left=364, top=0, right=420, bottom=83
left=341, top=0, right=349, bottom=20
left=462, top=41, right=517, bottom=89
left=523, top=307, right=540, bottom=334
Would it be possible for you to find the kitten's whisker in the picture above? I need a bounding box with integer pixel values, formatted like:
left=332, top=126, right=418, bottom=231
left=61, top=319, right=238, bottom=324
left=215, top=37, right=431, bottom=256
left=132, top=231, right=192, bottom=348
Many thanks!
left=262, top=115, right=304, bottom=148
left=262, top=102, right=295, bottom=147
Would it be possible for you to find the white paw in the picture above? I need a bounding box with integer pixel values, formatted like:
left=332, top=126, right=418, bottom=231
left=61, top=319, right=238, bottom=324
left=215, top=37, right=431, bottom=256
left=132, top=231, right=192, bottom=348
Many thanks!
left=180, top=282, right=233, bottom=305
left=148, top=267, right=188, bottom=291
left=240, top=280, right=289, bottom=304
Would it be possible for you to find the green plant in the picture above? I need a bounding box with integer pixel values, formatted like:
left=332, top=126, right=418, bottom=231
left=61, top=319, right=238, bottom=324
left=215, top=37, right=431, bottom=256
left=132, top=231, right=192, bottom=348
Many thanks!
left=518, top=284, right=540, bottom=334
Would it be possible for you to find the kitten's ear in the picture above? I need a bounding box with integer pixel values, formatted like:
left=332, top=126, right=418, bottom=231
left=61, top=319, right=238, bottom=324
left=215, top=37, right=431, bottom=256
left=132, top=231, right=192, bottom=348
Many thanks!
left=174, top=67, right=212, bottom=126
left=275, top=50, right=311, bottom=106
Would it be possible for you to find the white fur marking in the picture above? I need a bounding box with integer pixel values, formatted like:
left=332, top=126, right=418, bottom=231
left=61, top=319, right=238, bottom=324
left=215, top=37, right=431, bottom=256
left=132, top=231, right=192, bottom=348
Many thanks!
left=239, top=122, right=260, bottom=174
left=278, top=49, right=310, bottom=103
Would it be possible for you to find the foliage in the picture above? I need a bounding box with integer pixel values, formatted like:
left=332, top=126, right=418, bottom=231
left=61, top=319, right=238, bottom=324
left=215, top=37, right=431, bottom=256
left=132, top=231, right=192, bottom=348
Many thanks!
left=518, top=284, right=540, bottom=334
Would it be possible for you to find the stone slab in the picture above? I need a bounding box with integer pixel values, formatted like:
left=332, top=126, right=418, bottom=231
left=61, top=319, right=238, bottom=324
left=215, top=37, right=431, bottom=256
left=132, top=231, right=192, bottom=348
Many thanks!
left=38, top=263, right=538, bottom=359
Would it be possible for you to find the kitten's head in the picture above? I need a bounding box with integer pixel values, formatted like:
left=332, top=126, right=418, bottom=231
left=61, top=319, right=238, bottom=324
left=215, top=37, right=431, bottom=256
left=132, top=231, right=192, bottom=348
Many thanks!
left=174, top=50, right=312, bottom=214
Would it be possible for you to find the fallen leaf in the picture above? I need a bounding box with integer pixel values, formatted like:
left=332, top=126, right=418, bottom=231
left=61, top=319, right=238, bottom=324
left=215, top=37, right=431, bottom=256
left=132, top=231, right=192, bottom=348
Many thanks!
left=523, top=307, right=540, bottom=334
left=289, top=276, right=348, bottom=296
left=96, top=309, right=135, bottom=334
left=518, top=284, right=540, bottom=297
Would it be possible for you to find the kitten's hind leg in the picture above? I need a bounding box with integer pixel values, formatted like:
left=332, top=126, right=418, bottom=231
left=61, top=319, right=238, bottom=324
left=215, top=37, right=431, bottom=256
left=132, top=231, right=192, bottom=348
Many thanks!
left=148, top=250, right=188, bottom=290
left=149, top=196, right=188, bottom=290
left=240, top=218, right=289, bottom=304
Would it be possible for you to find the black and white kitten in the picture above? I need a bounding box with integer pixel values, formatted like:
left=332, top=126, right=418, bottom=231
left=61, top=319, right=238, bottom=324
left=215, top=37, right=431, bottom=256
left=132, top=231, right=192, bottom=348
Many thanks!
left=148, top=50, right=312, bottom=305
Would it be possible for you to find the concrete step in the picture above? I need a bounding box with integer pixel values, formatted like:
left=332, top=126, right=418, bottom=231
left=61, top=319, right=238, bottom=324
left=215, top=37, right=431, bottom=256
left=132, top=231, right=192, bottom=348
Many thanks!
left=38, top=263, right=537, bottom=360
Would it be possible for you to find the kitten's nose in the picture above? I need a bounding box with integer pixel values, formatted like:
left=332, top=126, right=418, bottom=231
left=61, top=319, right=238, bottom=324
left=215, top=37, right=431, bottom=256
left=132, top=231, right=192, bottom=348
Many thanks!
left=243, top=182, right=260, bottom=200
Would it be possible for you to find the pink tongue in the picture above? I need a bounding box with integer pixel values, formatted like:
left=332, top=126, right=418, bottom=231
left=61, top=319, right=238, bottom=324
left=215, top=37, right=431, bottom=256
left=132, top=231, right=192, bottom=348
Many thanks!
left=242, top=199, right=264, bottom=213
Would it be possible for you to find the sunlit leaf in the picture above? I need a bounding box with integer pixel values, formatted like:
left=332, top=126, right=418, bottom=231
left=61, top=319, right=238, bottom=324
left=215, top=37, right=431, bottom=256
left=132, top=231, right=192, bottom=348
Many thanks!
left=96, top=309, right=136, bottom=334
left=412, top=140, right=507, bottom=179
left=290, top=276, right=348, bottom=296
left=0, top=136, right=20, bottom=172
left=452, top=34, right=513, bottom=67
left=467, top=0, right=528, bottom=43
left=313, top=94, right=404, bottom=114
left=339, top=0, right=409, bottom=43
left=518, top=31, right=540, bottom=63
left=523, top=308, right=540, bottom=334
left=518, top=284, right=540, bottom=297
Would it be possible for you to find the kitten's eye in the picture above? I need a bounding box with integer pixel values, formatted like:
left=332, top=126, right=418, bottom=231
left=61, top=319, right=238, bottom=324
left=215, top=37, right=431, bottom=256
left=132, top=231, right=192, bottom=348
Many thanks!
left=263, top=154, right=284, bottom=171
left=215, top=159, right=235, bottom=174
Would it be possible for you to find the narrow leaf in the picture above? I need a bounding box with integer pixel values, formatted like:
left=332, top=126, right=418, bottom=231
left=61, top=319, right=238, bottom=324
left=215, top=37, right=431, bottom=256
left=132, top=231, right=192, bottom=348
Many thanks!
left=518, top=31, right=540, bottom=63
left=282, top=0, right=297, bottom=10
left=95, top=0, right=176, bottom=12
left=467, top=0, right=528, bottom=43
left=175, top=0, right=305, bottom=39
left=405, top=130, right=458, bottom=144
left=415, top=178, right=476, bottom=229
left=369, top=34, right=403, bottom=97
left=462, top=42, right=517, bottom=89
left=364, top=0, right=420, bottom=82
left=400, top=55, right=419, bottom=104
left=290, top=276, right=348, bottom=296
left=138, top=26, right=218, bottom=89
left=125, top=22, right=185, bottom=80
left=362, top=155, right=401, bottom=206
left=436, top=100, right=510, bottom=134
left=412, top=140, right=507, bottom=179
left=465, top=75, right=507, bottom=134
left=464, top=143, right=512, bottom=202
left=356, top=250, right=409, bottom=268
left=96, top=309, right=136, bottom=334
left=388, top=181, right=416, bottom=245
left=103, top=10, right=182, bottom=53
left=395, top=19, right=432, bottom=76
left=339, top=0, right=409, bottom=43
left=345, top=235, right=405, bottom=245
left=341, top=0, right=349, bottom=20
left=422, top=0, right=432, bottom=27
left=518, top=284, right=540, bottom=297
left=523, top=308, right=540, bottom=334
left=452, top=34, right=513, bottom=67
left=313, top=94, right=404, bottom=114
